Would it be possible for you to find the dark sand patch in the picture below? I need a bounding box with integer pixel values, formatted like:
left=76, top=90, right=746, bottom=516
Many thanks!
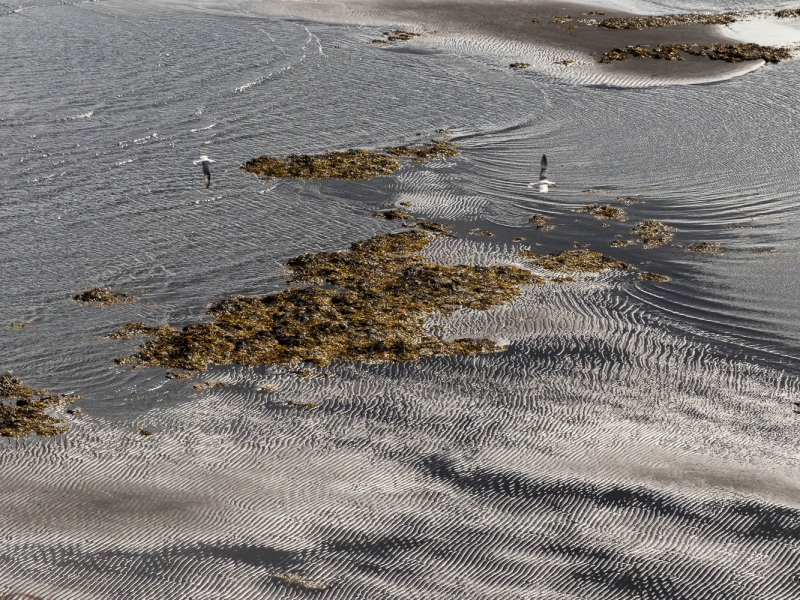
left=111, top=231, right=535, bottom=371
left=0, top=374, right=81, bottom=437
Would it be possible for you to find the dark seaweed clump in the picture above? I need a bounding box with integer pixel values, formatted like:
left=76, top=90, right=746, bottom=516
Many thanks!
left=527, top=215, right=553, bottom=231
left=638, top=272, right=671, bottom=282
left=632, top=220, right=676, bottom=248
left=0, top=374, right=81, bottom=437
left=509, top=62, right=530, bottom=69
left=242, top=150, right=400, bottom=180
left=687, top=241, right=724, bottom=254
left=273, top=573, right=329, bottom=591
left=242, top=141, right=459, bottom=180
left=112, top=231, right=536, bottom=371
left=775, top=8, right=800, bottom=18
left=73, top=287, right=133, bottom=306
left=374, top=209, right=415, bottom=220
left=581, top=204, right=627, bottom=221
left=385, top=140, right=460, bottom=163
left=600, top=43, right=791, bottom=64
left=596, top=12, right=744, bottom=29
left=517, top=250, right=632, bottom=273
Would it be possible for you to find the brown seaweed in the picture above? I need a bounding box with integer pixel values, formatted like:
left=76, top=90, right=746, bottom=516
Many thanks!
left=273, top=573, right=329, bottom=591
left=638, top=272, right=671, bottom=282
left=600, top=43, right=791, bottom=64
left=73, top=287, right=133, bottom=306
left=0, top=374, right=81, bottom=437
left=385, top=140, right=459, bottom=163
left=517, top=250, right=632, bottom=273
left=580, top=203, right=628, bottom=221
left=632, top=220, right=676, bottom=248
left=527, top=214, right=553, bottom=231
left=112, top=231, right=535, bottom=371
left=687, top=241, right=724, bottom=254
left=243, top=140, right=459, bottom=180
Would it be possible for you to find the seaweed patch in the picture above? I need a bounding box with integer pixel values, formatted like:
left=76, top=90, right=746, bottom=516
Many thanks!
left=527, top=215, right=553, bottom=231
left=273, top=573, right=329, bottom=591
left=385, top=140, right=459, bottom=163
left=0, top=374, right=81, bottom=437
left=509, top=62, right=530, bottom=69
left=596, top=12, right=744, bottom=30
left=632, top=220, right=676, bottom=249
left=111, top=231, right=535, bottom=371
left=638, top=272, right=671, bottom=282
left=517, top=250, right=632, bottom=273
left=243, top=140, right=459, bottom=180
left=73, top=287, right=134, bottom=306
left=687, top=242, right=724, bottom=254
left=600, top=43, right=791, bottom=64
left=580, top=204, right=628, bottom=221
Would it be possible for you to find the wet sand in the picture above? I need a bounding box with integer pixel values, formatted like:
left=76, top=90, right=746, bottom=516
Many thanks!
left=244, top=0, right=776, bottom=84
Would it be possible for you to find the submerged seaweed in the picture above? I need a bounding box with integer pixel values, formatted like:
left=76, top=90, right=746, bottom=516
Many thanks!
left=632, top=220, right=676, bottom=249
left=600, top=43, right=791, bottom=64
left=580, top=204, right=628, bottom=221
left=73, top=287, right=133, bottom=306
left=527, top=215, right=553, bottom=231
left=638, top=272, right=671, bottom=282
left=0, top=374, right=81, bottom=437
left=385, top=140, right=459, bottom=163
left=112, top=231, right=535, bottom=371
left=517, top=250, right=632, bottom=273
left=687, top=241, right=724, bottom=254
left=509, top=62, right=530, bottom=69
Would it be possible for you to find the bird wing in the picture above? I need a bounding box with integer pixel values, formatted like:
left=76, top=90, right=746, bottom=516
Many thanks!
left=539, top=154, right=548, bottom=181
left=202, top=162, right=211, bottom=177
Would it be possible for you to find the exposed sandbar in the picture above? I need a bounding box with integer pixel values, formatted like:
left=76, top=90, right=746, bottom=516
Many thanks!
left=244, top=0, right=797, bottom=83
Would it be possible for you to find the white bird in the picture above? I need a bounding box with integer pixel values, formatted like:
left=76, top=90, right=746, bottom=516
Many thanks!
left=193, top=155, right=215, bottom=188
left=529, top=154, right=555, bottom=193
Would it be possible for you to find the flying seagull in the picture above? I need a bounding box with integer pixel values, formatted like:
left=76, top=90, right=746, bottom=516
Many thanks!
left=529, top=154, right=555, bottom=193
left=193, top=155, right=215, bottom=188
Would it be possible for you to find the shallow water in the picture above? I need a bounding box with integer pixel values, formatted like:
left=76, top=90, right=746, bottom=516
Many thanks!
left=3, top=0, right=800, bottom=598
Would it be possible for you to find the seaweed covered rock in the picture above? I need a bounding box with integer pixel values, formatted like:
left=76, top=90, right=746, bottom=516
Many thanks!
left=112, top=231, right=536, bottom=371
left=0, top=374, right=81, bottom=437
